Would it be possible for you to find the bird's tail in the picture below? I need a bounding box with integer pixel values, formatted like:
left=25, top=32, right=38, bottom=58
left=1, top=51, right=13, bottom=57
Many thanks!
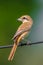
left=8, top=43, right=18, bottom=61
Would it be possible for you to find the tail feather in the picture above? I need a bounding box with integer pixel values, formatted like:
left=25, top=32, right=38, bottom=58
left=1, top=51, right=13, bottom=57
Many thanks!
left=8, top=43, right=18, bottom=61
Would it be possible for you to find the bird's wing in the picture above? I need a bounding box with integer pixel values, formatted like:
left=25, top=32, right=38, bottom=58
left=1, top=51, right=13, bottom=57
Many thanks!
left=12, top=22, right=32, bottom=40
left=12, top=29, right=30, bottom=40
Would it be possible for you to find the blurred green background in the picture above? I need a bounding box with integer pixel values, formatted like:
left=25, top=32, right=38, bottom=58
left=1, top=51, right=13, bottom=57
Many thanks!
left=0, top=0, right=43, bottom=65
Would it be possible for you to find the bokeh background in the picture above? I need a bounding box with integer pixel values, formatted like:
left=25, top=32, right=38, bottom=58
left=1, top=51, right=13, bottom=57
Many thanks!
left=0, top=0, right=43, bottom=65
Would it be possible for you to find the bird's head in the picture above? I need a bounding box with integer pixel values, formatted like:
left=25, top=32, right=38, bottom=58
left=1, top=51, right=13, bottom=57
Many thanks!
left=17, top=15, right=33, bottom=23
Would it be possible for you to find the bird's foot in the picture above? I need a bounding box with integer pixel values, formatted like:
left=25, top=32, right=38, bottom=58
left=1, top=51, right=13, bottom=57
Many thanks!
left=27, top=41, right=31, bottom=45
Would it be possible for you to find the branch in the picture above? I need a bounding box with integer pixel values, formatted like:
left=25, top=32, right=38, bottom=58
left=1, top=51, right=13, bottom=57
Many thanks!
left=0, top=41, right=43, bottom=49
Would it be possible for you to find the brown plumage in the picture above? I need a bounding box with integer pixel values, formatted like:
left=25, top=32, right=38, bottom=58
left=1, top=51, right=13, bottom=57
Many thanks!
left=8, top=15, right=33, bottom=61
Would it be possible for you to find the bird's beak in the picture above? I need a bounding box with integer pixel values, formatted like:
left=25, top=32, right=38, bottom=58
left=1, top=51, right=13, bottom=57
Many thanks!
left=17, top=18, right=22, bottom=22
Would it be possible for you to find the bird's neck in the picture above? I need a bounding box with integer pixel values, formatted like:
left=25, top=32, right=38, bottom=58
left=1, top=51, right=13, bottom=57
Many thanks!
left=23, top=21, right=33, bottom=26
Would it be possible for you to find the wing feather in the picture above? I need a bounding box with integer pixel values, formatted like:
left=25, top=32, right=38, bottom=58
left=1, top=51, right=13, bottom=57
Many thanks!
left=12, top=22, right=32, bottom=40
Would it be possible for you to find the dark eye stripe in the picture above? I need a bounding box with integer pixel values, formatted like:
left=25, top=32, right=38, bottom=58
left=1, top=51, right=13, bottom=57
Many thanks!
left=23, top=17, right=29, bottom=21
left=23, top=17, right=26, bottom=19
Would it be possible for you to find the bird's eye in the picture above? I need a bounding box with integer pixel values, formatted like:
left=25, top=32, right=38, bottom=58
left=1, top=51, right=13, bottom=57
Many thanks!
left=23, top=17, right=26, bottom=19
left=23, top=17, right=29, bottom=21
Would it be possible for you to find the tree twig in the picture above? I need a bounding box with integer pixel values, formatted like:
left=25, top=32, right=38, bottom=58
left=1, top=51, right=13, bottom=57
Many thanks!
left=0, top=41, right=43, bottom=49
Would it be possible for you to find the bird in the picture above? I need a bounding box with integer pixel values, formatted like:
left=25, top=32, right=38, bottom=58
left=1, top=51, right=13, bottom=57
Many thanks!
left=8, top=15, right=33, bottom=61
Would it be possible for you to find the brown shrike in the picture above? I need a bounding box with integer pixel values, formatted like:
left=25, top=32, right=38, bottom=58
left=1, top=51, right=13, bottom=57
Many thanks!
left=8, top=15, right=33, bottom=61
